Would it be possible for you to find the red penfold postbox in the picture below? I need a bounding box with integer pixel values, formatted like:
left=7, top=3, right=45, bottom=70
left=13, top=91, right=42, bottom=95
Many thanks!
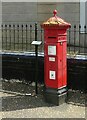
left=41, top=10, right=71, bottom=105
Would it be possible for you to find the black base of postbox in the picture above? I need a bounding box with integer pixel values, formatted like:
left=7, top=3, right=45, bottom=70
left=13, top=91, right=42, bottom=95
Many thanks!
left=43, top=86, right=67, bottom=105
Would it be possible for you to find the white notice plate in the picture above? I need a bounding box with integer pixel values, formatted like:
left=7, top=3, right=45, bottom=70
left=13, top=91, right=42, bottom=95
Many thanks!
left=49, top=71, right=56, bottom=80
left=31, top=41, right=42, bottom=45
left=49, top=57, right=55, bottom=62
left=48, top=46, right=56, bottom=55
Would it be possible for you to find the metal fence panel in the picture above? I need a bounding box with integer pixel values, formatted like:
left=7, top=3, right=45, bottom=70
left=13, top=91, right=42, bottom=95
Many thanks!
left=1, top=24, right=87, bottom=55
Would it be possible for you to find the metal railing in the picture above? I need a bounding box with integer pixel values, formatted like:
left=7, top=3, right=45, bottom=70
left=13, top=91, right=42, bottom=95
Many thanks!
left=1, top=23, right=87, bottom=55
left=67, top=25, right=87, bottom=55
left=1, top=23, right=44, bottom=52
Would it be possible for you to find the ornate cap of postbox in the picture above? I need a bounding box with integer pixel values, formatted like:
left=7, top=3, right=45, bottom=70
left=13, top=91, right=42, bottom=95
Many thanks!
left=41, top=10, right=71, bottom=28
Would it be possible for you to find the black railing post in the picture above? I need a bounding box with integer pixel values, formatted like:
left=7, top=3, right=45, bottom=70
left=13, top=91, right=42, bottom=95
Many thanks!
left=5, top=24, right=7, bottom=50
left=35, top=23, right=38, bottom=94
left=9, top=25, right=11, bottom=50
left=30, top=24, right=32, bottom=51
left=22, top=24, right=23, bottom=51
left=74, top=25, right=76, bottom=53
left=41, top=27, right=43, bottom=52
left=13, top=25, right=15, bottom=50
left=84, top=25, right=87, bottom=54
left=2, top=24, right=3, bottom=51
left=26, top=24, right=28, bottom=51
left=79, top=24, right=81, bottom=53
left=35, top=23, right=37, bottom=41
left=68, top=26, right=71, bottom=53
left=17, top=25, right=19, bottom=51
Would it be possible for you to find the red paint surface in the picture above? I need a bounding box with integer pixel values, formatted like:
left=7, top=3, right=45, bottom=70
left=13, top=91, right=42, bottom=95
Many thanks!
left=41, top=10, right=71, bottom=89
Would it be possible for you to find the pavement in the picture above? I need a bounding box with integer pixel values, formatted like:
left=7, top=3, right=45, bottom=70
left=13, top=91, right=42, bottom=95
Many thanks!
left=0, top=79, right=86, bottom=119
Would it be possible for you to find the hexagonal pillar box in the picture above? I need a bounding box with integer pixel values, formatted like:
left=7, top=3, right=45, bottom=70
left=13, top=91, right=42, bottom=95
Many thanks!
left=41, top=10, right=71, bottom=105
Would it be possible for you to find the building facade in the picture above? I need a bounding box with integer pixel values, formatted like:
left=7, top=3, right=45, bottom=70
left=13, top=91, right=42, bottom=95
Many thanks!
left=2, top=2, right=81, bottom=26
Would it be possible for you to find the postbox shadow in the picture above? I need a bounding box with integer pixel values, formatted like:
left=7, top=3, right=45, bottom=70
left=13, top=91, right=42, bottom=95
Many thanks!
left=2, top=90, right=85, bottom=112
left=1, top=81, right=54, bottom=112
left=1, top=79, right=86, bottom=112
left=2, top=94, right=54, bottom=112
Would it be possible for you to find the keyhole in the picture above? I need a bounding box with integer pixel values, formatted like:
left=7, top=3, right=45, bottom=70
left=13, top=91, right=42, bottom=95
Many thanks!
left=60, top=42, right=62, bottom=45
left=51, top=74, right=53, bottom=77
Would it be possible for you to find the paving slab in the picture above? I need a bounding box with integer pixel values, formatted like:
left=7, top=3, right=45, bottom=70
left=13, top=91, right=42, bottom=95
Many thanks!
left=0, top=80, right=86, bottom=119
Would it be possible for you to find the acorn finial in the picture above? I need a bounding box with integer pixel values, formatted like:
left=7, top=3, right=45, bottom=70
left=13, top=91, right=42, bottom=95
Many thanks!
left=53, top=10, right=57, bottom=17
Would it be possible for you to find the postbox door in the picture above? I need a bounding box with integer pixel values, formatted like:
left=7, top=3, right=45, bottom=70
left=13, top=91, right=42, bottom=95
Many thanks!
left=57, top=40, right=67, bottom=88
left=44, top=41, right=67, bottom=89
left=44, top=43, right=58, bottom=88
left=62, top=41, right=67, bottom=86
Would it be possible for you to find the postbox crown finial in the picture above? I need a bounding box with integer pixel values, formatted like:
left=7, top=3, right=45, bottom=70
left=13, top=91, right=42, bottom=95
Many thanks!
left=53, top=10, right=57, bottom=17
left=41, top=9, right=71, bottom=28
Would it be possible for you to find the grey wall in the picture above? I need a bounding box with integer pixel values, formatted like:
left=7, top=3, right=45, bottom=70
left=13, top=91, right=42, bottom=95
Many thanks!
left=38, top=2, right=80, bottom=25
left=0, top=2, right=2, bottom=51
left=85, top=1, right=87, bottom=25
left=2, top=2, right=38, bottom=24
left=0, top=2, right=2, bottom=23
left=2, top=2, right=80, bottom=25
